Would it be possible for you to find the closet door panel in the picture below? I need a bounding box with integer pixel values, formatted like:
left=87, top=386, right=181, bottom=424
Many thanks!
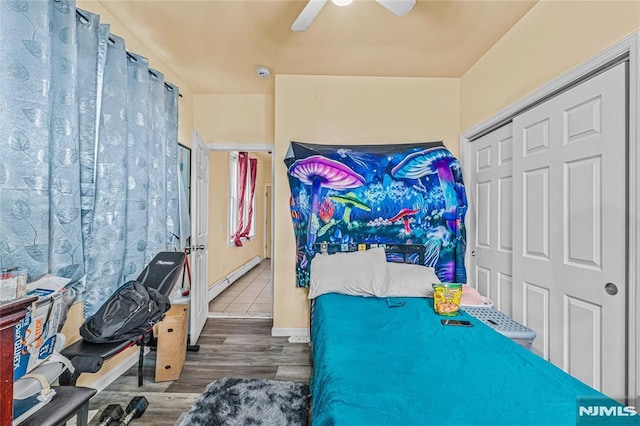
left=512, top=63, right=626, bottom=396
left=469, top=123, right=513, bottom=311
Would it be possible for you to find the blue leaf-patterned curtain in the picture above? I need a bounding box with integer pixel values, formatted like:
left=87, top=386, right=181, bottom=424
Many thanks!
left=165, top=82, right=180, bottom=249
left=0, top=0, right=84, bottom=281
left=0, top=0, right=181, bottom=318
left=123, top=51, right=151, bottom=282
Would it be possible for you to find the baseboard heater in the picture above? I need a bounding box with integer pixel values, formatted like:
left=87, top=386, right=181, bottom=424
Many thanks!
left=208, top=256, right=262, bottom=302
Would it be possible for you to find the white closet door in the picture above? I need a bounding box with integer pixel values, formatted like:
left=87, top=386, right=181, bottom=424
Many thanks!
left=469, top=123, right=514, bottom=316
left=513, top=62, right=627, bottom=396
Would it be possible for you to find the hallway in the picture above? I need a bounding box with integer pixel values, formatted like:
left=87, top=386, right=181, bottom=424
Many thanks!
left=208, top=259, right=271, bottom=317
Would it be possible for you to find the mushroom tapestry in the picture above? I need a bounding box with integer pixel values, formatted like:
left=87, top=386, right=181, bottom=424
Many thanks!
left=284, top=141, right=468, bottom=288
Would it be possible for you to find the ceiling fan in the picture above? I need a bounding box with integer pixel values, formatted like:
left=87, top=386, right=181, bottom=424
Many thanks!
left=292, top=0, right=416, bottom=32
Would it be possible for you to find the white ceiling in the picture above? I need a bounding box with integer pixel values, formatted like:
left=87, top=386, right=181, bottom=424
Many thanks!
left=80, top=0, right=537, bottom=95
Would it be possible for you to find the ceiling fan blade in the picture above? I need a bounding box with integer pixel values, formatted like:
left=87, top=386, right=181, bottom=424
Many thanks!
left=376, top=0, right=416, bottom=16
left=291, top=0, right=328, bottom=32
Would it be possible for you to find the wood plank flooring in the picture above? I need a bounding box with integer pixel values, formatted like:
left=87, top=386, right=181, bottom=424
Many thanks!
left=87, top=318, right=312, bottom=425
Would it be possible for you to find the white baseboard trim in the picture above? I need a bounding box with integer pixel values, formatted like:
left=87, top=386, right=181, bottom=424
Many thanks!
left=208, top=256, right=262, bottom=302
left=86, top=347, right=149, bottom=393
left=271, top=327, right=310, bottom=338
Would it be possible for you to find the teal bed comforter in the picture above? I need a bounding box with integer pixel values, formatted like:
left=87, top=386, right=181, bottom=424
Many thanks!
left=310, top=293, right=633, bottom=425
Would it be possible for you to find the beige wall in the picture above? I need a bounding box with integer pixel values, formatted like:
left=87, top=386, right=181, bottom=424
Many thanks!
left=194, top=94, right=274, bottom=143
left=460, top=0, right=640, bottom=131
left=193, top=94, right=274, bottom=286
left=273, top=75, right=460, bottom=329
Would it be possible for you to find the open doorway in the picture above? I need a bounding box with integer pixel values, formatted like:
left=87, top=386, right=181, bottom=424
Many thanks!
left=206, top=147, right=274, bottom=319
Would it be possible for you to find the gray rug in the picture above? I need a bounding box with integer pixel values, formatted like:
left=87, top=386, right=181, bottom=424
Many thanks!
left=180, top=378, right=311, bottom=426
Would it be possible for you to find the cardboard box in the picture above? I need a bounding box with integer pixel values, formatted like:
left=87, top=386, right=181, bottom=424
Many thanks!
left=155, top=304, right=188, bottom=382
left=13, top=288, right=65, bottom=381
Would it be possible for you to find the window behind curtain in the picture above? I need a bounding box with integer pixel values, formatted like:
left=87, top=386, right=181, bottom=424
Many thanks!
left=228, top=152, right=255, bottom=243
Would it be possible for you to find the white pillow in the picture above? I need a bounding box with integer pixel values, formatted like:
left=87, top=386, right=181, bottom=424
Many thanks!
left=381, top=262, right=440, bottom=297
left=308, top=248, right=389, bottom=299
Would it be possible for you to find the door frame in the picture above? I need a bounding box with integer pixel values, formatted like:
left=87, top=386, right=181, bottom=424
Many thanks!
left=264, top=183, right=272, bottom=260
left=460, top=32, right=640, bottom=400
left=206, top=142, right=275, bottom=319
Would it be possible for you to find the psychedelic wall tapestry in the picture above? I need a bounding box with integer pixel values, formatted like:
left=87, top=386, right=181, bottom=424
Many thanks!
left=284, top=142, right=468, bottom=288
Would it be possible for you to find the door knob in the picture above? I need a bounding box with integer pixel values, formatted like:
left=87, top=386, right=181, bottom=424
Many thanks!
left=604, top=282, right=618, bottom=296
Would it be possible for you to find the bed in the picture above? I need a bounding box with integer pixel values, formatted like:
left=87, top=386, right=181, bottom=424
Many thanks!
left=308, top=248, right=627, bottom=425
left=283, top=143, right=628, bottom=424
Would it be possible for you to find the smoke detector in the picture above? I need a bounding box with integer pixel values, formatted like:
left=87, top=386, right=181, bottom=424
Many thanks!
left=256, top=66, right=271, bottom=78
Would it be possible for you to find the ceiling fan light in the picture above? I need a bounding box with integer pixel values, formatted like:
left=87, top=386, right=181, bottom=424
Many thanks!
left=332, top=0, right=353, bottom=6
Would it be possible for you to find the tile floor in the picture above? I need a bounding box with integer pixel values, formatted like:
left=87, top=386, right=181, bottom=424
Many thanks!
left=208, top=258, right=271, bottom=317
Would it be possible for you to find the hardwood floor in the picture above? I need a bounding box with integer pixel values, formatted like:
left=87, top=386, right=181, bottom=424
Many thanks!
left=87, top=318, right=312, bottom=425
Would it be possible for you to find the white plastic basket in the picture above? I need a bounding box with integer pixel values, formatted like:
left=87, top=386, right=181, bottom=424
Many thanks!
left=459, top=296, right=494, bottom=308
left=462, top=306, right=536, bottom=350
